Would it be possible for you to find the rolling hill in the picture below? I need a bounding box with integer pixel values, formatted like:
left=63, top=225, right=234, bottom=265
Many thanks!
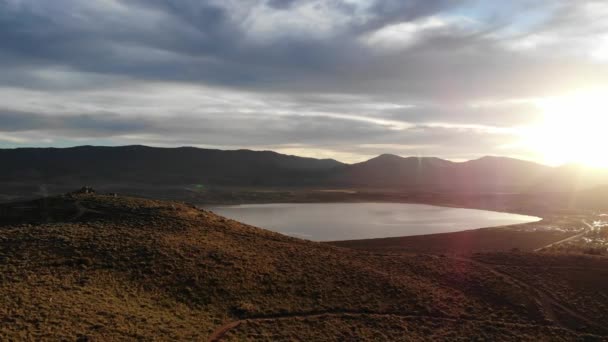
left=334, top=154, right=608, bottom=192
left=0, top=145, right=343, bottom=186
left=0, top=146, right=607, bottom=194
left=0, top=193, right=607, bottom=340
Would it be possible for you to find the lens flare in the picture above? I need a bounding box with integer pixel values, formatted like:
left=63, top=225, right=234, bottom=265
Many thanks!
left=524, top=89, right=608, bottom=168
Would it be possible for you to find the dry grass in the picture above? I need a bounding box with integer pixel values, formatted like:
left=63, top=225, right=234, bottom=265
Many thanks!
left=0, top=194, right=606, bottom=340
left=223, top=314, right=603, bottom=341
left=330, top=227, right=574, bottom=255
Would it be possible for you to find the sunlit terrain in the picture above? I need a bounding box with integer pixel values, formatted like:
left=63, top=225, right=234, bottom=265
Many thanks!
left=1, top=0, right=608, bottom=340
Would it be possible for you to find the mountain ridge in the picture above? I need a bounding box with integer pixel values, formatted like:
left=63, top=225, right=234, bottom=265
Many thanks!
left=0, top=145, right=559, bottom=167
left=0, top=145, right=607, bottom=192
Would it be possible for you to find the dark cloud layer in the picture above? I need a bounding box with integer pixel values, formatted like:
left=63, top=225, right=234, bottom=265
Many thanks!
left=0, top=0, right=606, bottom=162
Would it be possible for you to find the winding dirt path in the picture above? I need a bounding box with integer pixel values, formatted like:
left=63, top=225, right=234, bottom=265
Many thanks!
left=207, top=253, right=607, bottom=341
left=208, top=321, right=242, bottom=342
left=459, top=257, right=606, bottom=333
left=69, top=200, right=103, bottom=221
left=207, top=310, right=602, bottom=342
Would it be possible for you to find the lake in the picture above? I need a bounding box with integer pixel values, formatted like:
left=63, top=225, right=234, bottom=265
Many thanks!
left=207, top=203, right=541, bottom=241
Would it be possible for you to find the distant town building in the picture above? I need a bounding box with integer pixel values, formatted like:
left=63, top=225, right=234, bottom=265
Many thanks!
left=72, top=186, right=96, bottom=195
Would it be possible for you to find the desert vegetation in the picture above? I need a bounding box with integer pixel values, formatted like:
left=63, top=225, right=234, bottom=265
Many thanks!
left=0, top=193, right=606, bottom=340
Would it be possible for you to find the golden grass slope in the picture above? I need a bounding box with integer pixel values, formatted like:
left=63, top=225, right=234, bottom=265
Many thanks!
left=0, top=194, right=606, bottom=340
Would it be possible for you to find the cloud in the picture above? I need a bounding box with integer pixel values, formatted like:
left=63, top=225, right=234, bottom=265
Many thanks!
left=0, top=89, right=526, bottom=163
left=0, top=0, right=606, bottom=163
left=0, top=109, right=150, bottom=135
left=1, top=0, right=604, bottom=97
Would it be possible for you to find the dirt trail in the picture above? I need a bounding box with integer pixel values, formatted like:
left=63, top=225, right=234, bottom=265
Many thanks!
left=69, top=200, right=103, bottom=221
left=208, top=321, right=241, bottom=342
left=459, top=257, right=606, bottom=333
left=456, top=257, right=561, bottom=324
left=467, top=264, right=607, bottom=272
left=208, top=255, right=607, bottom=341
left=207, top=310, right=600, bottom=342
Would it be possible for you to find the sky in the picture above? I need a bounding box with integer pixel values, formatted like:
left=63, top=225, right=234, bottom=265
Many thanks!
left=1, top=0, right=607, bottom=164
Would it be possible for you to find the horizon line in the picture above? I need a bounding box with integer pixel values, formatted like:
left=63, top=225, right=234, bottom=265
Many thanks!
left=2, top=143, right=606, bottom=170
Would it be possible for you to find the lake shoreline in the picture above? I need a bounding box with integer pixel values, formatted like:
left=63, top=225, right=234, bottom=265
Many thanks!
left=206, top=202, right=541, bottom=242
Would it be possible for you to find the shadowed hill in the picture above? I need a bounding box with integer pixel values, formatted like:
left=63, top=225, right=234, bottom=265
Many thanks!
left=333, top=155, right=594, bottom=192
left=331, top=154, right=455, bottom=189
left=0, top=194, right=606, bottom=340
left=1, top=146, right=608, bottom=194
left=0, top=145, right=343, bottom=186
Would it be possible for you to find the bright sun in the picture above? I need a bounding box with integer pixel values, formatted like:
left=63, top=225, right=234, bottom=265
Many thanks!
left=525, top=89, right=608, bottom=168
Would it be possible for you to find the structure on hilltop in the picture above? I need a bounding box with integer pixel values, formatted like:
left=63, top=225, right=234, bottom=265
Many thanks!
left=71, top=186, right=96, bottom=195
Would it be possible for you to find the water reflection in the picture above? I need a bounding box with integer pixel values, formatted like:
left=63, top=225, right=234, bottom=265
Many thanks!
left=208, top=203, right=541, bottom=241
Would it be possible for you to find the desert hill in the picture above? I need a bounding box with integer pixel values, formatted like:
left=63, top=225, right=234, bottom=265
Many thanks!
left=0, top=193, right=606, bottom=340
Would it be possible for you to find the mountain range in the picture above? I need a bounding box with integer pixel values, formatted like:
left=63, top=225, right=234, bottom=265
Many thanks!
left=1, top=145, right=607, bottom=193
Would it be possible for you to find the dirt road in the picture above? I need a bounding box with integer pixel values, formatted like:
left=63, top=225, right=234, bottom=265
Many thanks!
left=533, top=220, right=591, bottom=252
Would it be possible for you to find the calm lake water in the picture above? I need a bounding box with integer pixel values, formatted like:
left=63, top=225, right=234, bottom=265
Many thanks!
left=207, top=203, right=541, bottom=241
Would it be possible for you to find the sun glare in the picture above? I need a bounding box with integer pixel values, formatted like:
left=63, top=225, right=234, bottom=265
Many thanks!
left=525, top=90, right=608, bottom=168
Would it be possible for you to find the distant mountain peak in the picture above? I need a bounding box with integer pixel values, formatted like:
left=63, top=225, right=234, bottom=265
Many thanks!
left=467, top=155, right=544, bottom=166
left=474, top=155, right=516, bottom=162
left=369, top=153, right=403, bottom=161
left=363, top=154, right=451, bottom=165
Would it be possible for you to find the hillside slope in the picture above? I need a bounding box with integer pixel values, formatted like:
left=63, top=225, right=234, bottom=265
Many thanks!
left=0, top=194, right=606, bottom=340
left=0, top=145, right=343, bottom=186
